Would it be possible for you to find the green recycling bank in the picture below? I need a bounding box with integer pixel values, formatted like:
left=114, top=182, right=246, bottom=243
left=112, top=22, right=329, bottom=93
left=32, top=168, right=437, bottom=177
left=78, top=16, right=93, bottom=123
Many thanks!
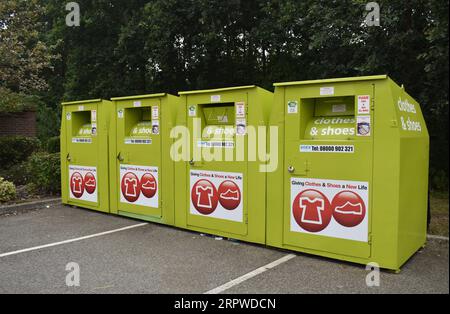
left=61, top=99, right=112, bottom=213
left=175, top=86, right=273, bottom=244
left=267, top=75, right=429, bottom=271
left=109, top=94, right=178, bottom=224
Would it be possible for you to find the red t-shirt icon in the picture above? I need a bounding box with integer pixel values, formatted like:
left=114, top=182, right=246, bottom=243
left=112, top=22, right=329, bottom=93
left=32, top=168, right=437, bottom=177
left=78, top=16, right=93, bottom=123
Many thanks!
left=292, top=189, right=332, bottom=232
left=191, top=179, right=218, bottom=215
left=70, top=172, right=84, bottom=198
left=121, top=172, right=140, bottom=202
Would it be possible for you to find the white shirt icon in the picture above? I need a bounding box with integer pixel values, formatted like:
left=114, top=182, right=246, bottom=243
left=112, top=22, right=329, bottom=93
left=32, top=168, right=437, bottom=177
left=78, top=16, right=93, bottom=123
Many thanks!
left=124, top=178, right=138, bottom=197
left=299, top=197, right=325, bottom=225
left=195, top=185, right=213, bottom=208
left=72, top=176, right=83, bottom=193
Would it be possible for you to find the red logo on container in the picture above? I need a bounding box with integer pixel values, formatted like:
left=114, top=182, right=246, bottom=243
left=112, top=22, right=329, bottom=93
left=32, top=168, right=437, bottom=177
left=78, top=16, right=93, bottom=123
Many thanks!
left=140, top=173, right=157, bottom=198
left=191, top=179, right=218, bottom=215
left=292, top=189, right=332, bottom=232
left=218, top=180, right=241, bottom=210
left=332, top=191, right=366, bottom=227
left=84, top=172, right=96, bottom=194
left=70, top=172, right=84, bottom=198
left=121, top=172, right=140, bottom=202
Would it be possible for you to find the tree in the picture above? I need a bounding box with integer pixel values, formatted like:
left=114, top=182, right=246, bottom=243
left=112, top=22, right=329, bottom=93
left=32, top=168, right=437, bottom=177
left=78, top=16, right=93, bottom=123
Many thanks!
left=0, top=0, right=53, bottom=112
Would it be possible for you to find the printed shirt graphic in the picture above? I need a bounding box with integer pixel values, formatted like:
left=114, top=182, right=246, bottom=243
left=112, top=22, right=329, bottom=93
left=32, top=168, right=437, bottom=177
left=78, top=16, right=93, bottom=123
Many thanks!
left=300, top=197, right=325, bottom=224
left=124, top=177, right=138, bottom=197
left=72, top=176, right=83, bottom=194
left=196, top=185, right=214, bottom=208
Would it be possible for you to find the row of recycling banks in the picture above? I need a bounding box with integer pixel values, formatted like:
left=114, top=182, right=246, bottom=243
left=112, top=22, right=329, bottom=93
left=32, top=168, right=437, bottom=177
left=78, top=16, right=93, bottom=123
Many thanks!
left=60, top=75, right=429, bottom=271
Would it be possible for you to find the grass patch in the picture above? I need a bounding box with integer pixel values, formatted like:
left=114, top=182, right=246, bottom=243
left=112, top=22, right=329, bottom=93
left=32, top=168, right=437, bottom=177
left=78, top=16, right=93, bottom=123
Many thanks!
left=429, top=191, right=449, bottom=237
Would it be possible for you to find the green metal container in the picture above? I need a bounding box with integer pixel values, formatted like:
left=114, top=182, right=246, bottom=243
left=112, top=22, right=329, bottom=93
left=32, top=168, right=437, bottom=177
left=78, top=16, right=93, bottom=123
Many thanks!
left=175, top=86, right=273, bottom=244
left=61, top=99, right=112, bottom=212
left=109, top=94, right=179, bottom=225
left=267, top=75, right=429, bottom=271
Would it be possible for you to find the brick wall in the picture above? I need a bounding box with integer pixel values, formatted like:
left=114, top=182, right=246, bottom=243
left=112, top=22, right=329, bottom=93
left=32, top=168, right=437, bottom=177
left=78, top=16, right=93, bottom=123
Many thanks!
left=0, top=111, right=37, bottom=137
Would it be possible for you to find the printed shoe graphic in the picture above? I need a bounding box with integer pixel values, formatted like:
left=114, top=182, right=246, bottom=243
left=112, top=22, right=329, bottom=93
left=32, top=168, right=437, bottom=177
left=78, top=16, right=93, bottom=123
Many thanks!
left=85, top=178, right=96, bottom=187
left=334, top=201, right=363, bottom=215
left=141, top=180, right=156, bottom=190
left=219, top=189, right=240, bottom=200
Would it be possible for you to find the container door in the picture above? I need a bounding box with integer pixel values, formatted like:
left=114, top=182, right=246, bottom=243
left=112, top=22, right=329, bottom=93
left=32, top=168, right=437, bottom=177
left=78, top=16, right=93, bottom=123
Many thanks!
left=283, top=84, right=374, bottom=259
left=186, top=93, right=248, bottom=236
left=65, top=103, right=101, bottom=210
left=115, top=100, right=162, bottom=218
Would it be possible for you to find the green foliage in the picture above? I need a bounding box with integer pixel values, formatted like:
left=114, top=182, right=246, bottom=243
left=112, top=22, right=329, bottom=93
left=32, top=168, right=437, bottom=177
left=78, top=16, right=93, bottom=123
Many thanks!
left=0, top=0, right=54, bottom=113
left=0, top=177, right=16, bottom=202
left=0, top=136, right=41, bottom=169
left=46, top=136, right=60, bottom=153
left=0, top=161, right=31, bottom=186
left=10, top=0, right=449, bottom=191
left=27, top=152, right=61, bottom=194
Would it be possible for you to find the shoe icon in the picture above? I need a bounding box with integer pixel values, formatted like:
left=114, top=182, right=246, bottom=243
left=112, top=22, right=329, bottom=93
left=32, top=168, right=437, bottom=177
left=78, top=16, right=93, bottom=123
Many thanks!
left=334, top=202, right=363, bottom=215
left=219, top=189, right=240, bottom=200
left=141, top=180, right=156, bottom=190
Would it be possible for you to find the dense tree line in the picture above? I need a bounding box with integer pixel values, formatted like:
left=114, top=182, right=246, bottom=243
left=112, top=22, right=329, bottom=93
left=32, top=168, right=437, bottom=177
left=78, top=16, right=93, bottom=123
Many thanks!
left=1, top=0, right=448, bottom=189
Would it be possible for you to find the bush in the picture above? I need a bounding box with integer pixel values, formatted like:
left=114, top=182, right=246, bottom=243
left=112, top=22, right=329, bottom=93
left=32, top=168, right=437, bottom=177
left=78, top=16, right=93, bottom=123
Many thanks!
left=0, top=177, right=16, bottom=202
left=27, top=152, right=61, bottom=194
left=0, top=136, right=41, bottom=169
left=0, top=161, right=31, bottom=185
left=46, top=136, right=60, bottom=153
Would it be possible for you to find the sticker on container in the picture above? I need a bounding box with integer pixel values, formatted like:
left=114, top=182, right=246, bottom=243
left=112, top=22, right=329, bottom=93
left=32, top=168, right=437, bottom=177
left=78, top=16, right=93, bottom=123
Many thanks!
left=72, top=137, right=92, bottom=144
left=357, top=116, right=371, bottom=136
left=91, top=123, right=97, bottom=136
left=358, top=95, right=371, bottom=114
left=69, top=165, right=98, bottom=203
left=197, top=140, right=234, bottom=148
left=118, top=109, right=124, bottom=119
left=152, top=106, right=159, bottom=120
left=152, top=120, right=159, bottom=135
left=190, top=170, right=243, bottom=222
left=332, top=104, right=346, bottom=113
left=290, top=177, right=369, bottom=242
left=300, top=145, right=354, bottom=153
left=66, top=112, right=71, bottom=120
left=287, top=101, right=298, bottom=114
left=320, top=87, right=334, bottom=96
left=91, top=110, right=97, bottom=122
left=236, top=102, right=246, bottom=117
left=120, top=165, right=158, bottom=208
left=133, top=101, right=141, bottom=107
left=78, top=105, right=85, bottom=111
left=124, top=138, right=151, bottom=145
left=211, top=95, right=221, bottom=102
left=188, top=105, right=196, bottom=117
left=236, top=118, right=247, bottom=136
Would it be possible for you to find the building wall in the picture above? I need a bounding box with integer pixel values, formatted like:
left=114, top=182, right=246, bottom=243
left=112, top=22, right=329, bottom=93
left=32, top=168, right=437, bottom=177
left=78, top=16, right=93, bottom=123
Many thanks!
left=0, top=111, right=37, bottom=137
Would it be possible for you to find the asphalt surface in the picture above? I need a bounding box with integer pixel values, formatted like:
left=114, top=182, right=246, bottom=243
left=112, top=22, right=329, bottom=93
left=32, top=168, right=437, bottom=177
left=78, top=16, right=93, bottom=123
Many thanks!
left=0, top=204, right=448, bottom=294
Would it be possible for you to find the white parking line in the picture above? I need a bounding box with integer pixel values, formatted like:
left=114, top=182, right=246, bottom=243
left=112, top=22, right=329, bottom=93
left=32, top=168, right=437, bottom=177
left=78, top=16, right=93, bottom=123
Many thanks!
left=0, top=223, right=148, bottom=258
left=204, top=254, right=296, bottom=294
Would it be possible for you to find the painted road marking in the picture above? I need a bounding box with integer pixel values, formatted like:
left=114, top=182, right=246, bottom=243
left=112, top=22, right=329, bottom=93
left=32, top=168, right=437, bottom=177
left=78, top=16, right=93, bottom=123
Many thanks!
left=204, top=254, right=297, bottom=294
left=0, top=223, right=148, bottom=258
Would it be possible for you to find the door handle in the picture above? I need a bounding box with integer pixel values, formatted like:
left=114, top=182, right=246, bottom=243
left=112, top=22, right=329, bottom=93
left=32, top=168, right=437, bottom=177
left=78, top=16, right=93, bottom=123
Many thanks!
left=66, top=153, right=71, bottom=162
left=117, top=152, right=124, bottom=162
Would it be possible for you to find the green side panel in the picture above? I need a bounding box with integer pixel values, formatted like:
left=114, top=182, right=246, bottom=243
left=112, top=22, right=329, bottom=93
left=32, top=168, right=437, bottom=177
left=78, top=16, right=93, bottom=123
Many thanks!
left=267, top=76, right=429, bottom=271
left=60, top=99, right=112, bottom=213
left=174, top=86, right=273, bottom=245
left=109, top=94, right=179, bottom=226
